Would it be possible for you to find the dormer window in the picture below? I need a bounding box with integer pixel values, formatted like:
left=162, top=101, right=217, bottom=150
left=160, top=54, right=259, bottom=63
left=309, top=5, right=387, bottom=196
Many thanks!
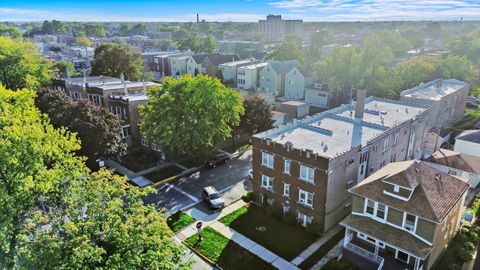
left=383, top=183, right=413, bottom=201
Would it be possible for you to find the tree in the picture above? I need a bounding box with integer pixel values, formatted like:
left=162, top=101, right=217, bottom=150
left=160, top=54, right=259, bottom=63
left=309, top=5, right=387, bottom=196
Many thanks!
left=176, top=31, right=202, bottom=53
left=447, top=35, right=480, bottom=64
left=91, top=41, right=143, bottom=81
left=75, top=36, right=93, bottom=48
left=392, top=56, right=443, bottom=91
left=316, top=47, right=362, bottom=93
left=203, top=35, right=216, bottom=53
left=0, top=36, right=52, bottom=90
left=366, top=30, right=411, bottom=57
left=0, top=24, right=22, bottom=39
left=131, top=23, right=147, bottom=36
left=267, top=40, right=305, bottom=64
left=25, top=170, right=189, bottom=269
left=52, top=60, right=75, bottom=78
left=239, top=97, right=273, bottom=135
left=140, top=75, right=244, bottom=159
left=40, top=20, right=68, bottom=35
left=83, top=23, right=106, bottom=37
left=36, top=89, right=127, bottom=168
left=441, top=55, right=476, bottom=82
left=0, top=85, right=87, bottom=268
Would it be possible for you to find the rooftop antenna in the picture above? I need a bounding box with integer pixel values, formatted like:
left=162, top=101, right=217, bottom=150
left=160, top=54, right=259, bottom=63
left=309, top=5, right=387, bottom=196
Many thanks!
left=82, top=69, right=87, bottom=90
left=121, top=74, right=128, bottom=96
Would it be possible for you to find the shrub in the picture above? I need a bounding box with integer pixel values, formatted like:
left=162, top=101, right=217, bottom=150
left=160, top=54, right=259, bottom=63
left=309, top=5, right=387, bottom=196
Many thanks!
left=241, top=192, right=254, bottom=203
left=265, top=205, right=275, bottom=217
left=457, top=242, right=475, bottom=263
left=306, top=222, right=322, bottom=235
left=283, top=212, right=297, bottom=225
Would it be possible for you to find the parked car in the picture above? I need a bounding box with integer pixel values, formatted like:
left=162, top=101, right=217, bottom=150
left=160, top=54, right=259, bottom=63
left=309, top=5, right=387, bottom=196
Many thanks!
left=202, top=186, right=224, bottom=209
left=466, top=101, right=480, bottom=108
left=205, top=153, right=231, bottom=168
left=467, top=96, right=480, bottom=103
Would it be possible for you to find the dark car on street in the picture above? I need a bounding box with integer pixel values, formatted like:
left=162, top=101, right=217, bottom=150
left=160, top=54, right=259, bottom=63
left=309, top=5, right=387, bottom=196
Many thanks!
left=205, top=152, right=231, bottom=168
left=202, top=186, right=224, bottom=209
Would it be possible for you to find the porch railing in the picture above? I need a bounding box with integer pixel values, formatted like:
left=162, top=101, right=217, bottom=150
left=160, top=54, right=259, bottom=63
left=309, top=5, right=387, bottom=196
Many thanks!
left=344, top=241, right=384, bottom=269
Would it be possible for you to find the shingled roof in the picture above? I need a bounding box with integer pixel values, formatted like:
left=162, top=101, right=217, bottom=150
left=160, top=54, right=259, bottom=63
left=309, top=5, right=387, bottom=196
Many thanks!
left=427, top=148, right=480, bottom=174
left=350, top=160, right=469, bottom=223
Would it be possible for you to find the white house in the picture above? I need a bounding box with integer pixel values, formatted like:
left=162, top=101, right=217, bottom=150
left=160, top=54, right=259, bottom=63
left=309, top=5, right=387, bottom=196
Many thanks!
left=258, top=60, right=299, bottom=97
left=283, top=67, right=305, bottom=100
left=304, top=81, right=331, bottom=108
left=219, top=59, right=252, bottom=86
left=454, top=130, right=480, bottom=157
left=170, top=56, right=190, bottom=77
left=426, top=148, right=480, bottom=188
left=237, top=62, right=268, bottom=91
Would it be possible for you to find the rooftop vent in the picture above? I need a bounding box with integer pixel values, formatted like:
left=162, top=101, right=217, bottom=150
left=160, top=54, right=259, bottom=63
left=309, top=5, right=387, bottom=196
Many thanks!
left=435, top=173, right=441, bottom=181
left=285, top=141, right=293, bottom=150
left=415, top=167, right=420, bottom=173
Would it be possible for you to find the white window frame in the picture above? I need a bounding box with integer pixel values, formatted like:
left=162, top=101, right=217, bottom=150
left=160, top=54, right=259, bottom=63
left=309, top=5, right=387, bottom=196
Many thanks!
left=364, top=198, right=387, bottom=222
left=261, top=174, right=273, bottom=190
left=121, top=126, right=130, bottom=139
left=402, top=212, right=418, bottom=233
left=299, top=164, right=315, bottom=183
left=395, top=250, right=410, bottom=264
left=261, top=152, right=274, bottom=169
left=298, top=189, right=313, bottom=207
left=141, top=138, right=149, bottom=147
left=298, top=212, right=312, bottom=227
left=283, top=183, right=290, bottom=197
left=393, top=132, right=399, bottom=145
left=151, top=143, right=162, bottom=152
left=284, top=159, right=291, bottom=174
left=383, top=139, right=389, bottom=152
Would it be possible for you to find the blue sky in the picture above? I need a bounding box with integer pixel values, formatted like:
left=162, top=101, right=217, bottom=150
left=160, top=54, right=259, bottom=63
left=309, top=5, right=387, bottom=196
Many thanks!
left=1, top=0, right=479, bottom=22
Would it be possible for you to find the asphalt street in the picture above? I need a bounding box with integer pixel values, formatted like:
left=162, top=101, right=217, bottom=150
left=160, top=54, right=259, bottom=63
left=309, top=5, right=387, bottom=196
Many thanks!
left=144, top=149, right=253, bottom=215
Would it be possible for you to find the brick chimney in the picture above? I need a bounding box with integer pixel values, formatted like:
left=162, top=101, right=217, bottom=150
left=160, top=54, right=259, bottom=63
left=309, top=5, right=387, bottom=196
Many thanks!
left=355, top=89, right=366, bottom=120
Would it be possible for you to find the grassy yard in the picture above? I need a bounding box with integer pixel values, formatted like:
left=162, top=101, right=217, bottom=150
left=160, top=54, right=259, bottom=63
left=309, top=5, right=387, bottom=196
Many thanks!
left=167, top=211, right=195, bottom=233
left=220, top=205, right=318, bottom=260
left=298, top=228, right=345, bottom=270
left=184, top=227, right=274, bottom=270
left=322, top=258, right=359, bottom=270
left=143, top=166, right=183, bottom=183
left=117, top=148, right=157, bottom=172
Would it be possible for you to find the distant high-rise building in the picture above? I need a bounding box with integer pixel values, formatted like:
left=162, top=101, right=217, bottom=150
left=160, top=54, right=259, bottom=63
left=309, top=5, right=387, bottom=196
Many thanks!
left=196, top=13, right=199, bottom=23
left=259, top=14, right=303, bottom=42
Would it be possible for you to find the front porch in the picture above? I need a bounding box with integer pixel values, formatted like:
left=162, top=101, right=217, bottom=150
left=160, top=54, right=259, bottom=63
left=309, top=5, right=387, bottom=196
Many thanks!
left=342, top=228, right=425, bottom=270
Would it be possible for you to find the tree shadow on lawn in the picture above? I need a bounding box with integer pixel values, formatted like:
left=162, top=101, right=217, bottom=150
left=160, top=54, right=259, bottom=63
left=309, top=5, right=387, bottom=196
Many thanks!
left=228, top=205, right=318, bottom=261
left=216, top=240, right=275, bottom=270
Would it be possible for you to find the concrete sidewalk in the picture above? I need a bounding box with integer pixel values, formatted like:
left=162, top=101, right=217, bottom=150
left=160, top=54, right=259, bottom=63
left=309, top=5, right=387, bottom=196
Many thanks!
left=176, top=201, right=300, bottom=270
left=291, top=225, right=343, bottom=266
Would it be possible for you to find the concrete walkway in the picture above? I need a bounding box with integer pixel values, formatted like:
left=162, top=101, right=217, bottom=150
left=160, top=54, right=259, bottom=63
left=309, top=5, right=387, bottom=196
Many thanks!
left=176, top=201, right=300, bottom=270
left=309, top=240, right=343, bottom=270
left=291, top=225, right=343, bottom=266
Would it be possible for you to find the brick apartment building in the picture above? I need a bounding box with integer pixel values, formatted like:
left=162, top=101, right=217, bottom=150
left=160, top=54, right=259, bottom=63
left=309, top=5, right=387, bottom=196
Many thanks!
left=252, top=89, right=431, bottom=233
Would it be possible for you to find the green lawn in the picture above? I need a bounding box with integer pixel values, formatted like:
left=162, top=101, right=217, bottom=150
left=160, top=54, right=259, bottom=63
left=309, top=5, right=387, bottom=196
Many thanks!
left=184, top=227, right=274, bottom=270
left=222, top=205, right=318, bottom=260
left=167, top=211, right=195, bottom=233
left=322, top=258, right=359, bottom=270
left=299, top=228, right=345, bottom=270
left=219, top=205, right=249, bottom=226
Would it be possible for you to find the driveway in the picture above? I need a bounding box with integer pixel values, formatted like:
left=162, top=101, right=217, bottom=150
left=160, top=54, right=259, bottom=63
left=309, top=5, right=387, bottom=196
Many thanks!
left=144, top=150, right=253, bottom=215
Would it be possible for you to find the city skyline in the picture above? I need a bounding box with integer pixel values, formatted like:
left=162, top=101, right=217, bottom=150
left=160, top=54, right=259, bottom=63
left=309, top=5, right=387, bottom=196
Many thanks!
left=1, top=0, right=480, bottom=22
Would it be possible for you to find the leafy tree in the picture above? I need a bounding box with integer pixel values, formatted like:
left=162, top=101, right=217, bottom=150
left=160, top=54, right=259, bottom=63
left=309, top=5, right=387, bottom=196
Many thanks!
left=316, top=47, right=362, bottom=93
left=447, top=35, right=480, bottom=64
left=392, top=56, right=442, bottom=90
left=176, top=31, right=202, bottom=53
left=203, top=35, right=216, bottom=53
left=0, top=86, right=86, bottom=268
left=140, top=75, right=244, bottom=159
left=0, top=36, right=52, bottom=90
left=441, top=55, right=476, bottom=82
left=91, top=41, right=143, bottom=81
left=0, top=24, right=22, bottom=39
left=0, top=85, right=188, bottom=269
left=83, top=23, right=106, bottom=37
left=366, top=30, right=411, bottom=57
left=267, top=40, right=305, bottom=64
left=52, top=60, right=75, bottom=77
left=36, top=89, right=127, bottom=168
left=239, top=97, right=273, bottom=135
left=26, top=170, right=189, bottom=269
left=131, top=23, right=147, bottom=36
left=40, top=20, right=68, bottom=35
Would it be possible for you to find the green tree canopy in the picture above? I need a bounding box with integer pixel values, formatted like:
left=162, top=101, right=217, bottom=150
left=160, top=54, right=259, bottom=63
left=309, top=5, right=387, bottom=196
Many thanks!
left=0, top=36, right=52, bottom=90
left=36, top=89, right=127, bottom=168
left=40, top=20, right=68, bottom=35
left=91, top=41, right=143, bottom=80
left=267, top=40, right=305, bottom=64
left=0, top=85, right=189, bottom=269
left=83, top=23, right=107, bottom=37
left=140, top=75, right=244, bottom=159
left=0, top=24, right=22, bottom=39
left=316, top=47, right=362, bottom=93
left=52, top=60, right=75, bottom=78
left=203, top=35, right=217, bottom=53
left=441, top=55, right=476, bottom=82
left=239, top=97, right=274, bottom=135
left=447, top=35, right=480, bottom=64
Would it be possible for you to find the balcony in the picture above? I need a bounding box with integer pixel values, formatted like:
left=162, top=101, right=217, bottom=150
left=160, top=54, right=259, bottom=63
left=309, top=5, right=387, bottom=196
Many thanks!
left=343, top=236, right=384, bottom=270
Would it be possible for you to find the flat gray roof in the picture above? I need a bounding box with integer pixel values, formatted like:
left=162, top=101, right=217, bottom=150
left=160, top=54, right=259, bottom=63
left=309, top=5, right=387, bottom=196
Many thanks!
left=400, top=79, right=468, bottom=101
left=255, top=97, right=429, bottom=158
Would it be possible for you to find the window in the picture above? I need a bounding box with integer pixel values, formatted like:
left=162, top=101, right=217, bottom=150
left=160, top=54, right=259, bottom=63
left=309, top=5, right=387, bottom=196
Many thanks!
left=284, top=159, right=291, bottom=174
left=73, top=92, right=79, bottom=100
left=261, top=175, right=273, bottom=190
left=300, top=165, right=315, bottom=183
left=383, top=139, right=389, bottom=152
left=151, top=143, right=162, bottom=152
left=283, top=183, right=290, bottom=197
left=394, top=185, right=400, bottom=193
left=366, top=199, right=375, bottom=215
left=298, top=212, right=312, bottom=227
left=380, top=160, right=386, bottom=168
left=261, top=152, right=274, bottom=168
left=403, top=213, right=417, bottom=232
left=141, top=138, right=149, bottom=147
left=121, top=126, right=129, bottom=139
left=365, top=199, right=387, bottom=221
left=283, top=204, right=290, bottom=214
left=391, top=153, right=397, bottom=162
left=393, top=133, right=399, bottom=145
left=396, top=250, right=409, bottom=263
left=299, top=189, right=313, bottom=207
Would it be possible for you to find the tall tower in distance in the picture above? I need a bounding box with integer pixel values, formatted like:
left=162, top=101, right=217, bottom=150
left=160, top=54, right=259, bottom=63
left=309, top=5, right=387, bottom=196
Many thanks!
left=196, top=13, right=199, bottom=23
